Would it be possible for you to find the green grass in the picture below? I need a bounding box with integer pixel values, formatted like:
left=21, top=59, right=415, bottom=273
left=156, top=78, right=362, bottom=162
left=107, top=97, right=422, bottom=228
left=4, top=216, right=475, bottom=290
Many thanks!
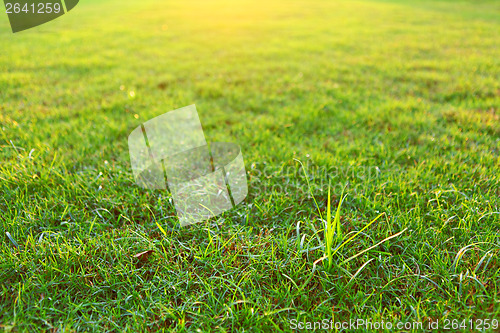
left=1, top=0, right=499, bottom=331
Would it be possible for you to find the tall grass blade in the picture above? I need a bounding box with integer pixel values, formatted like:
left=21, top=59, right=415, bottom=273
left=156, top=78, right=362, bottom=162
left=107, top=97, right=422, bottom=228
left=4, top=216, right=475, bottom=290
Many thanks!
left=326, top=183, right=332, bottom=268
left=295, top=159, right=323, bottom=221
left=334, top=186, right=346, bottom=242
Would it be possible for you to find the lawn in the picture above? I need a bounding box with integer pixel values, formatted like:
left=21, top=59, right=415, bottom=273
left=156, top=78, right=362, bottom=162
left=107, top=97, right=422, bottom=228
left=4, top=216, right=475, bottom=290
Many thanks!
left=1, top=0, right=499, bottom=331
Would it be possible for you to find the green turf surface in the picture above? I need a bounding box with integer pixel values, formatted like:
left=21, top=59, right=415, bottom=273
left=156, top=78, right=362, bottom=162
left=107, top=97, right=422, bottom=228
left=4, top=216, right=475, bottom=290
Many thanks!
left=1, top=0, right=499, bottom=331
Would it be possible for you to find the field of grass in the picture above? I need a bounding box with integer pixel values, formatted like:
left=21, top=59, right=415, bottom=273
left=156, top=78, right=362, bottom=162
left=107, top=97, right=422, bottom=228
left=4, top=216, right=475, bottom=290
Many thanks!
left=1, top=0, right=499, bottom=331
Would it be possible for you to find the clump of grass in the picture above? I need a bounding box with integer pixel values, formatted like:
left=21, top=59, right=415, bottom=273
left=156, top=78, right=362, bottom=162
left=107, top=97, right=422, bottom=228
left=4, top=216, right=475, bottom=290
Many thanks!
left=324, top=181, right=345, bottom=269
left=296, top=159, right=385, bottom=270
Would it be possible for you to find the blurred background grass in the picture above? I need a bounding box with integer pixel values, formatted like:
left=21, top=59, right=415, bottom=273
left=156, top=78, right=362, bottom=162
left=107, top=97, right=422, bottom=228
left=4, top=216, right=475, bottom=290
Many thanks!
left=1, top=0, right=498, bottom=165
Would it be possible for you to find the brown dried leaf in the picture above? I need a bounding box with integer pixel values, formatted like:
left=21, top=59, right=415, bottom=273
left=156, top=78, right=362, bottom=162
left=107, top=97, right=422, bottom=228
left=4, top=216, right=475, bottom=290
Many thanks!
left=133, top=250, right=154, bottom=261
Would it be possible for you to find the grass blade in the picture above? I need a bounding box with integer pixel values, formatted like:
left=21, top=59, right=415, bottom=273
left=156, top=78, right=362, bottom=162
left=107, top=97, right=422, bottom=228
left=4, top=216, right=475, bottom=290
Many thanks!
left=331, top=212, right=385, bottom=258
left=326, top=183, right=332, bottom=268
left=6, top=232, right=19, bottom=250
left=341, top=227, right=408, bottom=265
